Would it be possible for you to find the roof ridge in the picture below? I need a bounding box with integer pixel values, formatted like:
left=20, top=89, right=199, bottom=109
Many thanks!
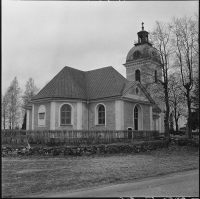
left=32, top=67, right=64, bottom=100
left=136, top=82, right=155, bottom=104
left=51, top=67, right=67, bottom=98
left=111, top=67, right=128, bottom=94
left=65, top=67, right=83, bottom=97
left=64, top=66, right=84, bottom=72
left=122, top=81, right=137, bottom=96
left=111, top=67, right=124, bottom=94
left=86, top=66, right=112, bottom=73
left=67, top=67, right=88, bottom=98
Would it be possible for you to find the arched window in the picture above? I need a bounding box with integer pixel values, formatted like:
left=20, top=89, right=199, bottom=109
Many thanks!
left=155, top=70, right=157, bottom=83
left=134, top=106, right=138, bottom=130
left=135, top=69, right=141, bottom=82
left=146, top=35, right=148, bottom=42
left=133, top=51, right=141, bottom=59
left=98, top=105, right=105, bottom=125
left=38, top=105, right=46, bottom=127
left=60, top=104, right=72, bottom=125
left=139, top=35, right=143, bottom=43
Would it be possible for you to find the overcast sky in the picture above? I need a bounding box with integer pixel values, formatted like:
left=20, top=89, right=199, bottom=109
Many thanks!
left=2, top=0, right=198, bottom=94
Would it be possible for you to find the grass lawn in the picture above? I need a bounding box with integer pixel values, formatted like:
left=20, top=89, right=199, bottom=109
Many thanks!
left=2, top=145, right=199, bottom=198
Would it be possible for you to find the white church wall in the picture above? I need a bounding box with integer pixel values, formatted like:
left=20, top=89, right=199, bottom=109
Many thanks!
left=77, top=102, right=82, bottom=130
left=115, top=100, right=124, bottom=130
left=50, top=102, right=56, bottom=130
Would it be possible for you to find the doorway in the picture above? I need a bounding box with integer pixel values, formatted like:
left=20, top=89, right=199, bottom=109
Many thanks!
left=127, top=127, right=133, bottom=139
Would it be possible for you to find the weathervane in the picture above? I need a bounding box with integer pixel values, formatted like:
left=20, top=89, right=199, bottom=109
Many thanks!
left=142, top=22, right=144, bottom=30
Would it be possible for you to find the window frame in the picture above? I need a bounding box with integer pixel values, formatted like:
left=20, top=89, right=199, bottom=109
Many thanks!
left=59, top=103, right=74, bottom=126
left=135, top=87, right=140, bottom=95
left=133, top=50, right=141, bottom=59
left=134, top=106, right=139, bottom=130
left=95, top=103, right=106, bottom=126
left=38, top=105, right=46, bottom=127
left=135, top=69, right=141, bottom=82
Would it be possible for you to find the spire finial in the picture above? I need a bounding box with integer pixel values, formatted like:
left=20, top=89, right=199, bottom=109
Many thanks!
left=141, top=22, right=144, bottom=30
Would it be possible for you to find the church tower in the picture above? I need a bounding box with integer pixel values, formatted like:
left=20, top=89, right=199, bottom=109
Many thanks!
left=123, top=22, right=162, bottom=89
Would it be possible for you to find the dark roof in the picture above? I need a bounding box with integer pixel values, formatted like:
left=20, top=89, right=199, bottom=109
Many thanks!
left=32, top=66, right=129, bottom=101
left=32, top=67, right=87, bottom=101
left=86, top=67, right=128, bottom=100
left=126, top=43, right=161, bottom=63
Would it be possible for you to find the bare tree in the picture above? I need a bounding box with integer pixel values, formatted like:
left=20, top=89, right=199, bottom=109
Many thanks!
left=150, top=21, right=174, bottom=138
left=172, top=16, right=198, bottom=138
left=2, top=90, right=10, bottom=129
left=168, top=73, right=186, bottom=133
left=21, top=78, right=39, bottom=129
left=22, top=77, right=39, bottom=110
left=6, top=77, right=22, bottom=129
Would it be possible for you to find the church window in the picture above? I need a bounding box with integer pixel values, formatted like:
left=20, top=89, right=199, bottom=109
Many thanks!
left=38, top=105, right=46, bottom=127
left=139, top=35, right=143, bottom=43
left=98, top=105, right=105, bottom=125
left=155, top=70, right=157, bottom=83
left=39, top=113, right=45, bottom=119
left=133, top=51, right=141, bottom=59
left=146, top=35, right=148, bottom=42
left=60, top=104, right=72, bottom=125
left=135, top=69, right=141, bottom=82
left=134, top=106, right=138, bottom=130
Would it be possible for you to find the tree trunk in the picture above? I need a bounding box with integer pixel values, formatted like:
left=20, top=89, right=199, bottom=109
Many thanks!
left=186, top=89, right=192, bottom=139
left=174, top=108, right=179, bottom=133
left=164, top=83, right=170, bottom=138
left=175, top=118, right=179, bottom=133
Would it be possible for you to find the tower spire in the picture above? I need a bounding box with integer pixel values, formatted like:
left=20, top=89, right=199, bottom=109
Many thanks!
left=141, top=22, right=144, bottom=30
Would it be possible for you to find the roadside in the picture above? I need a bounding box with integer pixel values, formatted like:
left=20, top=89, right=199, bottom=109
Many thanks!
left=2, top=145, right=199, bottom=198
left=33, top=169, right=199, bottom=197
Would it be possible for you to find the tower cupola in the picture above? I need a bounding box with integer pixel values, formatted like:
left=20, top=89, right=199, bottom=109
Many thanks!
left=135, top=22, right=152, bottom=46
left=123, top=22, right=162, bottom=85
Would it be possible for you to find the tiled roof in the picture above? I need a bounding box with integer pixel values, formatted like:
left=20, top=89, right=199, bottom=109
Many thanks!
left=31, top=66, right=129, bottom=101
left=32, top=67, right=87, bottom=101
left=86, top=67, right=128, bottom=100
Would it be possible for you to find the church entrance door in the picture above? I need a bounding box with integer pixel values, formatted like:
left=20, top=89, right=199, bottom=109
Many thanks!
left=127, top=127, right=133, bottom=139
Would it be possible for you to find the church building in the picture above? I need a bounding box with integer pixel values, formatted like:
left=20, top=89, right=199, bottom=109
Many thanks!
left=26, top=24, right=164, bottom=133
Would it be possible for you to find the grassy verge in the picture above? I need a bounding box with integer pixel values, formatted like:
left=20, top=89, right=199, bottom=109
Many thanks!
left=2, top=145, right=199, bottom=198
